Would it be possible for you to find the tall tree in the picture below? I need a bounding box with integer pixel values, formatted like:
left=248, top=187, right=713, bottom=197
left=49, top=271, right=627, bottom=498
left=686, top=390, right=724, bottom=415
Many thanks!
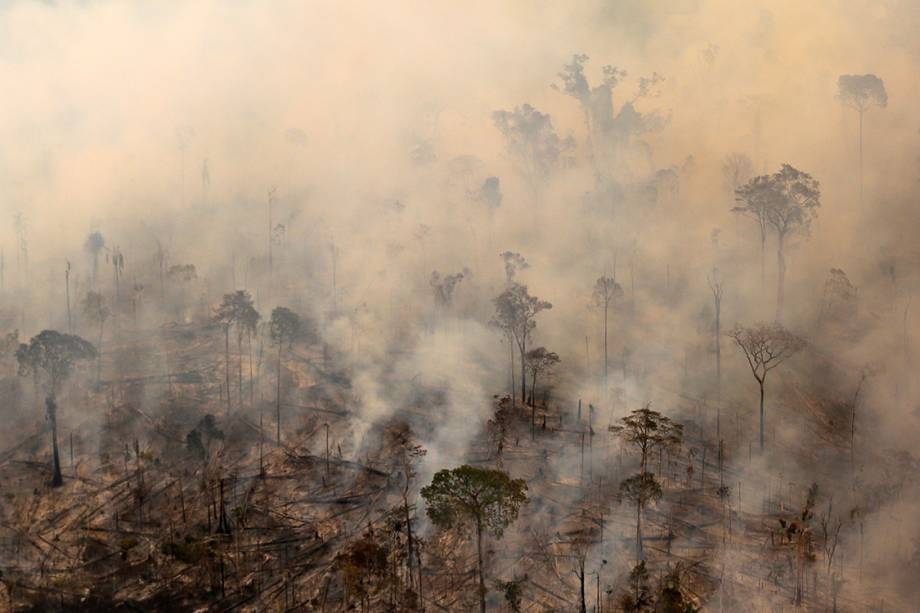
left=708, top=269, right=725, bottom=418
left=84, top=231, right=105, bottom=290
left=728, top=322, right=805, bottom=451
left=721, top=152, right=754, bottom=198
left=16, top=330, right=96, bottom=487
left=492, top=283, right=552, bottom=404
left=421, top=465, right=527, bottom=613
left=610, top=404, right=683, bottom=473
left=269, top=306, right=302, bottom=444
left=619, top=472, right=662, bottom=561
left=837, top=74, right=887, bottom=202
left=492, top=104, right=569, bottom=208
left=524, top=346, right=560, bottom=438
left=732, top=175, right=774, bottom=288
left=734, top=165, right=820, bottom=321
left=430, top=270, right=465, bottom=312
left=214, top=293, right=237, bottom=414
left=593, top=275, right=624, bottom=383
left=221, top=290, right=259, bottom=407
left=81, top=290, right=109, bottom=385
left=764, top=164, right=821, bottom=322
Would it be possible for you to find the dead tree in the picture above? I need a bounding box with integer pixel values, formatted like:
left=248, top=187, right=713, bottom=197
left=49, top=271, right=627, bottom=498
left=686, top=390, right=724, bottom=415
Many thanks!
left=728, top=322, right=804, bottom=451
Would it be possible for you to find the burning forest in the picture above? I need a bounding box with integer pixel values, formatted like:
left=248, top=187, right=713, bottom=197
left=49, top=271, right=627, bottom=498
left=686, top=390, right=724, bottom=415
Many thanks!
left=1, top=1, right=920, bottom=611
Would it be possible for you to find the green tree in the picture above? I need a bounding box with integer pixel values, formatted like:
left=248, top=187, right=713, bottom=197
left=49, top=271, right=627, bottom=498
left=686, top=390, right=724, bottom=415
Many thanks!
left=610, top=404, right=682, bottom=474
left=491, top=283, right=552, bottom=404
left=421, top=465, right=528, bottom=613
left=269, top=306, right=302, bottom=444
left=215, top=290, right=259, bottom=409
left=16, top=330, right=96, bottom=487
left=523, top=346, right=560, bottom=438
left=619, top=473, right=663, bottom=561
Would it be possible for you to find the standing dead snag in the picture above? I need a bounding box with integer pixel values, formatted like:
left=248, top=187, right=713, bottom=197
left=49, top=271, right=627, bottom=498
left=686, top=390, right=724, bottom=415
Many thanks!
left=16, top=330, right=96, bottom=487
left=491, top=283, right=552, bottom=406
left=269, top=306, right=302, bottom=444
left=727, top=322, right=804, bottom=451
left=421, top=465, right=528, bottom=613
left=593, top=275, right=624, bottom=384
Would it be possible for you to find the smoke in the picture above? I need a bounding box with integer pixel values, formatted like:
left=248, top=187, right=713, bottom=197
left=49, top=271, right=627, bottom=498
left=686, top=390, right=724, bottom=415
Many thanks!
left=2, top=0, right=920, bottom=608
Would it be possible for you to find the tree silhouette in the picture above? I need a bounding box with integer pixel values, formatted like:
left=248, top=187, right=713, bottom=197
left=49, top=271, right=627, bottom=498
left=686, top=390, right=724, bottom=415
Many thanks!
left=728, top=322, right=804, bottom=451
left=269, top=306, right=302, bottom=444
left=733, top=174, right=774, bottom=288
left=619, top=473, right=663, bottom=561
left=430, top=270, right=465, bottom=310
left=524, top=346, right=560, bottom=438
left=721, top=152, right=754, bottom=199
left=421, top=465, right=527, bottom=613
left=84, top=231, right=105, bottom=289
left=16, top=330, right=96, bottom=487
left=593, top=275, right=624, bottom=383
left=81, top=290, right=109, bottom=384
left=492, top=104, right=570, bottom=208
left=837, top=74, right=887, bottom=202
left=734, top=165, right=820, bottom=320
left=764, top=165, right=820, bottom=321
left=610, top=404, right=683, bottom=473
left=492, top=283, right=552, bottom=404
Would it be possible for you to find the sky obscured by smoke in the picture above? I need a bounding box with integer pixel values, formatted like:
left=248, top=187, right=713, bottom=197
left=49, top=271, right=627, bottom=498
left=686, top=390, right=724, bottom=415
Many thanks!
left=3, top=0, right=920, bottom=607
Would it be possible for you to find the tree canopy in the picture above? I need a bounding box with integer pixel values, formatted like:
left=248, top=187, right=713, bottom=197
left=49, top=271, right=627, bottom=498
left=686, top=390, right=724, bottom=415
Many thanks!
left=16, top=330, right=97, bottom=393
left=421, top=464, right=528, bottom=538
left=837, top=74, right=888, bottom=112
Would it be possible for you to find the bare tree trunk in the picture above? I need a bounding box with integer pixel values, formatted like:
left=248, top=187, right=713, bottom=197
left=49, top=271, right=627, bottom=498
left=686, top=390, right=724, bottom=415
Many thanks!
left=476, top=519, right=486, bottom=613
left=759, top=381, right=766, bottom=451
left=276, top=343, right=283, bottom=445
left=603, top=302, right=609, bottom=384
left=65, top=267, right=72, bottom=333
left=636, top=502, right=643, bottom=561
left=48, top=395, right=63, bottom=487
left=776, top=234, right=786, bottom=322
left=224, top=327, right=231, bottom=414
left=509, top=336, right=515, bottom=405
left=97, top=321, right=104, bottom=385
left=237, top=332, right=243, bottom=409
left=519, top=339, right=527, bottom=406
left=858, top=109, right=864, bottom=204
left=248, top=330, right=254, bottom=407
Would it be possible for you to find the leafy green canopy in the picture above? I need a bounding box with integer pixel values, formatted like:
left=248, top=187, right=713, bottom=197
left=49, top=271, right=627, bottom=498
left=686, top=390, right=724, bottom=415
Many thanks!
left=16, top=330, right=97, bottom=392
left=421, top=465, right=528, bottom=538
